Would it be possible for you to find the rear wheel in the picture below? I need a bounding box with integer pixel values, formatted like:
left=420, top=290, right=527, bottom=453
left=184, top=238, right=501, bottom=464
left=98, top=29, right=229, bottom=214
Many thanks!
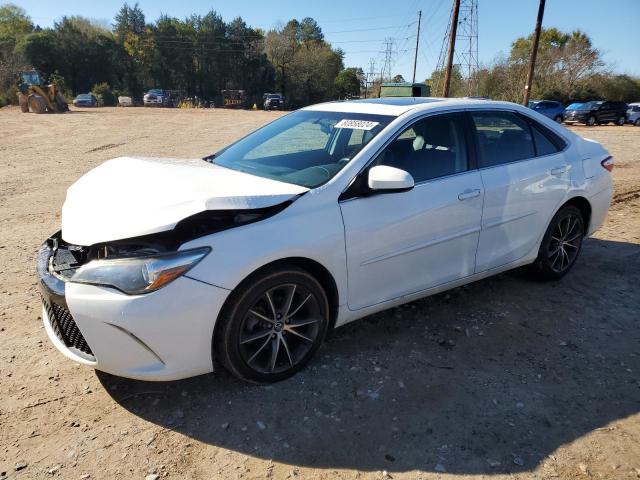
left=530, top=205, right=584, bottom=280
left=554, top=115, right=563, bottom=123
left=215, top=266, right=329, bottom=383
left=18, top=94, right=29, bottom=113
left=616, top=116, right=626, bottom=126
left=635, top=118, right=640, bottom=126
left=586, top=116, right=596, bottom=126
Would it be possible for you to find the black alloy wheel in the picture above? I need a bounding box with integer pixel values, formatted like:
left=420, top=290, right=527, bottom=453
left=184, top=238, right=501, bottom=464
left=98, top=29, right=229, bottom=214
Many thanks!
left=215, top=266, right=329, bottom=383
left=531, top=205, right=584, bottom=280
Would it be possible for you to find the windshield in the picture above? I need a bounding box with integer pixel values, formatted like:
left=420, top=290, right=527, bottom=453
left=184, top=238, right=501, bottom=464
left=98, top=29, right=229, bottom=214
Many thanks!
left=211, top=110, right=394, bottom=188
left=20, top=71, right=43, bottom=85
left=566, top=103, right=583, bottom=110
left=148, top=89, right=163, bottom=95
left=77, top=94, right=92, bottom=99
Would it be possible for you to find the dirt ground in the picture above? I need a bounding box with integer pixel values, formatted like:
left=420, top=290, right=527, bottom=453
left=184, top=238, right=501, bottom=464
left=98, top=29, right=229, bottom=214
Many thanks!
left=0, top=106, right=639, bottom=480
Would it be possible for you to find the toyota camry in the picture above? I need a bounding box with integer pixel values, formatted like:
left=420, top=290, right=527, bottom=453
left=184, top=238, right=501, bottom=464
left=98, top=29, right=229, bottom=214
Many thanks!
left=37, top=97, right=613, bottom=383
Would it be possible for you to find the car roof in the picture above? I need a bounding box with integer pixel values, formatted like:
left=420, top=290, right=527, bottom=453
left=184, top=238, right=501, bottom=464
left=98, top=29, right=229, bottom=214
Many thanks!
left=302, top=97, right=526, bottom=117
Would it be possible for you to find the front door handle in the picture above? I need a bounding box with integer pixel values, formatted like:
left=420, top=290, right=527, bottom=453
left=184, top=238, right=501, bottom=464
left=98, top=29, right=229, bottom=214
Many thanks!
left=458, top=188, right=481, bottom=201
left=550, top=165, right=568, bottom=175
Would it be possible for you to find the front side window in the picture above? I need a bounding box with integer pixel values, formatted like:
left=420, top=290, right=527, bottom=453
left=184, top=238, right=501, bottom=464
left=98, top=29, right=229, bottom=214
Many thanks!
left=374, top=113, right=469, bottom=183
left=211, top=110, right=393, bottom=188
left=471, top=111, right=535, bottom=167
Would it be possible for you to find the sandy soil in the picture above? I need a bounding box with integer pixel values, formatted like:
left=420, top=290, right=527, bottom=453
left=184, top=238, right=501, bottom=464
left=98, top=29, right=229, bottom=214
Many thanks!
left=0, top=106, right=639, bottom=480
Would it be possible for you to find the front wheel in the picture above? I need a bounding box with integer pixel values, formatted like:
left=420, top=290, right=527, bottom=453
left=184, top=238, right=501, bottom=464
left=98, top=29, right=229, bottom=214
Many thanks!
left=530, top=205, right=584, bottom=280
left=586, top=116, right=596, bottom=126
left=635, top=118, right=640, bottom=127
left=554, top=115, right=563, bottom=123
left=215, top=266, right=330, bottom=383
left=616, top=116, right=626, bottom=126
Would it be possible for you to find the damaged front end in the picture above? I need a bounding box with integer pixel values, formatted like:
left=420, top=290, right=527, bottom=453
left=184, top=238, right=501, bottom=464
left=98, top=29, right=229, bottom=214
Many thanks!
left=41, top=200, right=293, bottom=285
left=37, top=201, right=293, bottom=358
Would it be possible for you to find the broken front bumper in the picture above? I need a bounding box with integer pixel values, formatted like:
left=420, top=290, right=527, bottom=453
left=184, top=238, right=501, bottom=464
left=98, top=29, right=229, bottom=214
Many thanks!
left=37, top=238, right=231, bottom=381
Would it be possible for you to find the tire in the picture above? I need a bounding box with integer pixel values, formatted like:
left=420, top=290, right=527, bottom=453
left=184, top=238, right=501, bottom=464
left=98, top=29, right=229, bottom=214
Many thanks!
left=635, top=118, right=640, bottom=127
left=554, top=115, right=563, bottom=123
left=586, top=116, right=596, bottom=126
left=18, top=95, right=29, bottom=113
left=215, top=266, right=330, bottom=383
left=530, top=205, right=584, bottom=280
left=616, top=116, right=626, bottom=126
left=28, top=95, right=46, bottom=114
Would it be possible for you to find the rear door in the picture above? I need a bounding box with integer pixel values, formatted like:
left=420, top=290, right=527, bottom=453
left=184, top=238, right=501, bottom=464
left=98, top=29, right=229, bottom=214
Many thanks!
left=471, top=110, right=570, bottom=272
left=598, top=102, right=614, bottom=123
left=340, top=113, right=483, bottom=310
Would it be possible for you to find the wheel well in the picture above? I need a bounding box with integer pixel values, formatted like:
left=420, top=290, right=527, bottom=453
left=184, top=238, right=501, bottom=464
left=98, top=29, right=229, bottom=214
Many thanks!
left=213, top=257, right=340, bottom=348
left=563, top=196, right=592, bottom=234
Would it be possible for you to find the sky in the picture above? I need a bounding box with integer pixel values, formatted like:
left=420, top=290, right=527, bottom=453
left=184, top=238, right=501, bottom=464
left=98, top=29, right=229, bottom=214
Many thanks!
left=16, top=0, right=640, bottom=82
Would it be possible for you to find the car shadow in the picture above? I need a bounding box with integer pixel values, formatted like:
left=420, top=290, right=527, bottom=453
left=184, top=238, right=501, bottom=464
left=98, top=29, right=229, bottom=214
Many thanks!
left=98, top=237, right=640, bottom=475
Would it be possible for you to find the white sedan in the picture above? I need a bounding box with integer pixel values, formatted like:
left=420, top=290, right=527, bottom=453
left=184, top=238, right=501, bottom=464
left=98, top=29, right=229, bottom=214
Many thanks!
left=38, top=98, right=613, bottom=383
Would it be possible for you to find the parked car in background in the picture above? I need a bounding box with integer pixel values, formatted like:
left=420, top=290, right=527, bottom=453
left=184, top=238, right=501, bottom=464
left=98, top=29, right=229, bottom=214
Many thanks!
left=564, top=100, right=628, bottom=126
left=143, top=89, right=177, bottom=107
left=117, top=96, right=133, bottom=107
left=263, top=93, right=285, bottom=110
left=37, top=97, right=613, bottom=383
left=528, top=100, right=565, bottom=123
left=72, top=94, right=98, bottom=108
left=627, top=103, right=640, bottom=126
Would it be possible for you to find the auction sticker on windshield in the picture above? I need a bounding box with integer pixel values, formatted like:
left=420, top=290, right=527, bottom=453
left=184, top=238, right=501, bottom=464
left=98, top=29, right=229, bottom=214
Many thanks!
left=334, top=119, right=380, bottom=130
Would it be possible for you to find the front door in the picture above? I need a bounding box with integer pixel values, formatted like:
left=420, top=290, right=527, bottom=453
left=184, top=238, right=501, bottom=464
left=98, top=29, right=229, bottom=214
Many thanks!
left=340, top=113, right=483, bottom=310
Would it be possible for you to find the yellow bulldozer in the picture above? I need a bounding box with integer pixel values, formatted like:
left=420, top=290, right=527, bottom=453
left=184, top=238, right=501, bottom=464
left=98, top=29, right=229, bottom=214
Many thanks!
left=16, top=70, right=69, bottom=113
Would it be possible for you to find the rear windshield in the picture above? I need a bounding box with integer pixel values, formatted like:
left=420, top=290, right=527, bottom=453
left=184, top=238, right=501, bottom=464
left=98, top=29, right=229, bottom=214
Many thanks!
left=210, top=110, right=394, bottom=188
left=566, top=103, right=583, bottom=109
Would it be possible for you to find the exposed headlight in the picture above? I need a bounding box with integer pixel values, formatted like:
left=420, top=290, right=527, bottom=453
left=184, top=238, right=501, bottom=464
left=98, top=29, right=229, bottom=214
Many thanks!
left=70, top=248, right=210, bottom=295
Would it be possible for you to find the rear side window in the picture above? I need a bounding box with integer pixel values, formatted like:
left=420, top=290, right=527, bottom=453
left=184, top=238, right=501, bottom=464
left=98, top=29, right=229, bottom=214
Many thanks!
left=471, top=111, right=535, bottom=167
left=530, top=124, right=559, bottom=156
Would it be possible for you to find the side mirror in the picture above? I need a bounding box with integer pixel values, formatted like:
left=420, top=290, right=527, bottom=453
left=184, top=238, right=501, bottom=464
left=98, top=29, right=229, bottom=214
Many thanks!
left=368, top=165, right=414, bottom=192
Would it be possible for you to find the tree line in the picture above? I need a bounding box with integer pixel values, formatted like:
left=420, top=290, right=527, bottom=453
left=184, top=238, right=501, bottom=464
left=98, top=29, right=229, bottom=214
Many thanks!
left=2, top=3, right=638, bottom=109
left=428, top=27, right=640, bottom=104
left=0, top=3, right=363, bottom=107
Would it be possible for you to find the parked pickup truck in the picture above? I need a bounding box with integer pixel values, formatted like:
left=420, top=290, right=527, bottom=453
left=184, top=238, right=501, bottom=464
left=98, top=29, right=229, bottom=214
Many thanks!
left=263, top=93, right=284, bottom=111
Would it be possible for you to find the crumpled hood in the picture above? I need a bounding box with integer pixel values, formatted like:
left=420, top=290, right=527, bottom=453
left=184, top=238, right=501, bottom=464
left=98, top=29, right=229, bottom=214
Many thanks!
left=62, top=156, right=308, bottom=246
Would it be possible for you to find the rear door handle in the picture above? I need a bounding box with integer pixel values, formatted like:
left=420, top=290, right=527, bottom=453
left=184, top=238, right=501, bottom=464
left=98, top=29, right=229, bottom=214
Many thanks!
left=458, top=189, right=481, bottom=201
left=550, top=165, right=568, bottom=175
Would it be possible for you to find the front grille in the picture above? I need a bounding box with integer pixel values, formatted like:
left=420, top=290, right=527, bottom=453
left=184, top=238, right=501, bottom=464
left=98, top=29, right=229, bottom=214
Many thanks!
left=44, top=301, right=94, bottom=356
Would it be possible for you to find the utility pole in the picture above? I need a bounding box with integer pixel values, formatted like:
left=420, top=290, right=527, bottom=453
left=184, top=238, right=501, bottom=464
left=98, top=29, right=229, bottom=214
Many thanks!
left=412, top=10, right=422, bottom=83
left=443, top=0, right=461, bottom=97
left=523, top=0, right=546, bottom=105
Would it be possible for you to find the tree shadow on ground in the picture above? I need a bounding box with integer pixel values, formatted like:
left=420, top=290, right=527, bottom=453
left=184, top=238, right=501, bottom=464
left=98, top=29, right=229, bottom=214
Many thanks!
left=98, top=238, right=640, bottom=475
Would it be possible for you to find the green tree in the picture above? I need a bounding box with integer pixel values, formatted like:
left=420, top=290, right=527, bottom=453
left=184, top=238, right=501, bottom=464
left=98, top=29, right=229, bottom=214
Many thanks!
left=335, top=68, right=362, bottom=98
left=0, top=4, right=34, bottom=103
left=114, top=2, right=148, bottom=96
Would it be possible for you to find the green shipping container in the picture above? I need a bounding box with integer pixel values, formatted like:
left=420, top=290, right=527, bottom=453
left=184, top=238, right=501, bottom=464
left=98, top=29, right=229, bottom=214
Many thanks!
left=379, top=82, right=430, bottom=98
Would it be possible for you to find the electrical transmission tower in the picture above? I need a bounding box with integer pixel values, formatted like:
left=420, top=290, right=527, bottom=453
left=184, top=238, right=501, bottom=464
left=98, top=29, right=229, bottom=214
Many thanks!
left=380, top=38, right=394, bottom=82
left=365, top=58, right=377, bottom=98
left=434, top=0, right=479, bottom=96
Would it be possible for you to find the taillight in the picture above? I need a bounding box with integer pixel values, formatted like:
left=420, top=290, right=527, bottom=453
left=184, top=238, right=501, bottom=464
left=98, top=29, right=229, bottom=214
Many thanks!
left=601, top=156, right=614, bottom=172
